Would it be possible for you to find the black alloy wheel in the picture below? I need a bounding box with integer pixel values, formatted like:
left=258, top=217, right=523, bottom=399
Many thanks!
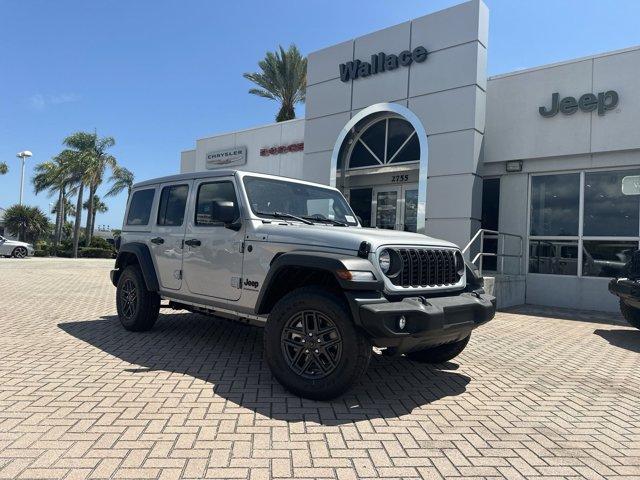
left=280, top=310, right=343, bottom=379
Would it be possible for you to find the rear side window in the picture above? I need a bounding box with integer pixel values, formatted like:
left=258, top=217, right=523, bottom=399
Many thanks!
left=126, top=189, right=155, bottom=226
left=195, top=181, right=239, bottom=225
left=157, top=185, right=189, bottom=226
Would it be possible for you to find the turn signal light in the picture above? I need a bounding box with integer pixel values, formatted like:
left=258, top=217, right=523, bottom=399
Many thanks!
left=336, top=269, right=375, bottom=281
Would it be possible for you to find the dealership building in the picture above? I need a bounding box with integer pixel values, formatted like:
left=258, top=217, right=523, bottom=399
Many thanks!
left=180, top=0, right=640, bottom=313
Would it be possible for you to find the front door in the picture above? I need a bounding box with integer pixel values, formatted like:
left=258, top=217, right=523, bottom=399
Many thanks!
left=182, top=178, right=244, bottom=301
left=150, top=181, right=191, bottom=290
left=370, top=184, right=418, bottom=231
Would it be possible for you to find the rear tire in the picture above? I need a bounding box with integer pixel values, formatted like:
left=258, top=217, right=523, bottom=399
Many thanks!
left=116, top=265, right=160, bottom=332
left=12, top=247, right=27, bottom=258
left=264, top=287, right=371, bottom=400
left=407, top=335, right=471, bottom=363
left=620, top=300, right=640, bottom=330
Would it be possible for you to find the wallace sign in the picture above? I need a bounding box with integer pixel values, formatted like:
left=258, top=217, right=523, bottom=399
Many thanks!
left=339, top=46, right=428, bottom=82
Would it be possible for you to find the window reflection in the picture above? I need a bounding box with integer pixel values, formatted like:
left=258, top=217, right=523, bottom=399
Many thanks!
left=530, top=174, right=580, bottom=236
left=582, top=240, right=637, bottom=278
left=529, top=240, right=578, bottom=275
left=583, top=170, right=640, bottom=237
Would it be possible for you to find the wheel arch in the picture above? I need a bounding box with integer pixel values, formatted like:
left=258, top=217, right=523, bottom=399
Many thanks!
left=112, top=242, right=159, bottom=291
left=254, top=251, right=382, bottom=316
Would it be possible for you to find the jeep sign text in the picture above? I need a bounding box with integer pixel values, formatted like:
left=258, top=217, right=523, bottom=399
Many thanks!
left=339, top=46, right=428, bottom=82
left=539, top=90, right=619, bottom=117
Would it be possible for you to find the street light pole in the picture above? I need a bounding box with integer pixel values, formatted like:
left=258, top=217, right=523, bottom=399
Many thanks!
left=16, top=151, right=32, bottom=205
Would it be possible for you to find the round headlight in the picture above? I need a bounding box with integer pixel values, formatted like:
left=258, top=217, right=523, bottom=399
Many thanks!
left=379, top=249, right=391, bottom=274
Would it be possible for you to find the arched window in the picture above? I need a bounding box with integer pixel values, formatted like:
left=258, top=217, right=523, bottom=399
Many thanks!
left=348, top=117, right=419, bottom=169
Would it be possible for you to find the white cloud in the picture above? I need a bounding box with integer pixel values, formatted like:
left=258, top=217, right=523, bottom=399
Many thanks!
left=29, top=93, right=82, bottom=110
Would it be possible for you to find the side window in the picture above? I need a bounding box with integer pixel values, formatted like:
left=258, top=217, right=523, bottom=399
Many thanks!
left=195, top=181, right=239, bottom=226
left=126, top=189, right=155, bottom=226
left=157, top=185, right=189, bottom=226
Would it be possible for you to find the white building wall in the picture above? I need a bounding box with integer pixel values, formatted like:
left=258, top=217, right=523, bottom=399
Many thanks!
left=482, top=46, right=640, bottom=312
left=303, top=0, right=489, bottom=250
left=181, top=118, right=305, bottom=179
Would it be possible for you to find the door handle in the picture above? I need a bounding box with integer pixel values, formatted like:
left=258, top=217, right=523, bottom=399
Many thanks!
left=184, top=239, right=201, bottom=247
left=150, top=237, right=164, bottom=245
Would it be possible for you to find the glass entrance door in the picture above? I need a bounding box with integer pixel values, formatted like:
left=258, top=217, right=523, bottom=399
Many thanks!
left=372, top=186, right=401, bottom=229
left=370, top=184, right=418, bottom=231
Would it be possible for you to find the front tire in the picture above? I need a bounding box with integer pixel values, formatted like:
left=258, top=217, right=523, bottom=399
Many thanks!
left=407, top=335, right=471, bottom=363
left=620, top=300, right=640, bottom=330
left=12, top=247, right=27, bottom=258
left=264, top=287, right=371, bottom=400
left=116, top=265, right=160, bottom=332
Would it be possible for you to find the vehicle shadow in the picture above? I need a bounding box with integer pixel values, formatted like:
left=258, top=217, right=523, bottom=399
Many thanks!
left=58, top=312, right=470, bottom=426
left=593, top=327, right=640, bottom=354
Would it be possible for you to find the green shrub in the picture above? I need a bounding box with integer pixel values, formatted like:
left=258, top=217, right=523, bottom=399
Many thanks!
left=34, top=250, right=49, bottom=257
left=56, top=250, right=74, bottom=258
left=89, top=237, right=113, bottom=249
left=79, top=247, right=114, bottom=259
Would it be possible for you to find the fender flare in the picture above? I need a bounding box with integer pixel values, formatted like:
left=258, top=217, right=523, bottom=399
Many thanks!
left=254, top=251, right=382, bottom=315
left=113, top=242, right=159, bottom=291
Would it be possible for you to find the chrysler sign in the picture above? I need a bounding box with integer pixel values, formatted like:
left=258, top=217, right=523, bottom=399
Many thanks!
left=206, top=146, right=247, bottom=169
left=339, top=46, right=428, bottom=82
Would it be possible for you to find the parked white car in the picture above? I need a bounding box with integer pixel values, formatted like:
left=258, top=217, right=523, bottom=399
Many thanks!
left=0, top=236, right=34, bottom=258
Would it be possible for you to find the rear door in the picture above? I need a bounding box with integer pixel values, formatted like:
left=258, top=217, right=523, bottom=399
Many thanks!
left=150, top=181, right=191, bottom=290
left=182, top=177, right=244, bottom=301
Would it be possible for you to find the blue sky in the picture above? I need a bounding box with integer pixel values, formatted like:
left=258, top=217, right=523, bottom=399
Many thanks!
left=1, top=0, right=639, bottom=228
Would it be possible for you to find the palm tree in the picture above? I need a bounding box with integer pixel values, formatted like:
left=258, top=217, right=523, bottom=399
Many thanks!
left=3, top=204, right=50, bottom=243
left=0, top=162, right=7, bottom=175
left=243, top=44, right=307, bottom=122
left=105, top=166, right=134, bottom=198
left=62, top=132, right=95, bottom=257
left=63, top=131, right=117, bottom=256
left=32, top=153, right=73, bottom=247
left=83, top=195, right=108, bottom=239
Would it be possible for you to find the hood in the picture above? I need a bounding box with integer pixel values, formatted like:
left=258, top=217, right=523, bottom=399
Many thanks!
left=251, top=222, right=458, bottom=252
left=1, top=238, right=31, bottom=247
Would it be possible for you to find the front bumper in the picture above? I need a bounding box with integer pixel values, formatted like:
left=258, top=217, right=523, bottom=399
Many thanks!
left=349, top=291, right=496, bottom=353
left=609, top=278, right=640, bottom=304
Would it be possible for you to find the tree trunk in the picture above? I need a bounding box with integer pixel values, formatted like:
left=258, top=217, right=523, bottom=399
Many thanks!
left=73, top=184, right=84, bottom=259
left=85, top=183, right=96, bottom=246
left=57, top=187, right=66, bottom=244
left=54, top=188, right=63, bottom=247
left=91, top=210, right=97, bottom=237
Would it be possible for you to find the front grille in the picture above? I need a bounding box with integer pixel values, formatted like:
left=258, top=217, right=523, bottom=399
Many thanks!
left=389, top=248, right=461, bottom=288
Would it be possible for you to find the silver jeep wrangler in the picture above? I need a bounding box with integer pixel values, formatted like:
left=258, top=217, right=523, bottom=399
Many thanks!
left=111, top=170, right=495, bottom=399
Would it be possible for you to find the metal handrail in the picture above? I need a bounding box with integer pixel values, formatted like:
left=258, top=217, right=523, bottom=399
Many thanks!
left=462, top=229, right=524, bottom=275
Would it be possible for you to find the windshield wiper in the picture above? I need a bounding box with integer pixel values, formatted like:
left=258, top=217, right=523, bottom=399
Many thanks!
left=302, top=216, right=348, bottom=226
left=256, top=211, right=314, bottom=225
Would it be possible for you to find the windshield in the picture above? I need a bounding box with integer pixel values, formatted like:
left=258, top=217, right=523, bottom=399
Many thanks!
left=243, top=176, right=359, bottom=226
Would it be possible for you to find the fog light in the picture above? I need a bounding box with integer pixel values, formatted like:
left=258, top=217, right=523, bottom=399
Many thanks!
left=398, top=316, right=406, bottom=330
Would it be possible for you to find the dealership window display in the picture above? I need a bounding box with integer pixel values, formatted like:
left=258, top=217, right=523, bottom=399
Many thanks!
left=529, top=170, right=640, bottom=277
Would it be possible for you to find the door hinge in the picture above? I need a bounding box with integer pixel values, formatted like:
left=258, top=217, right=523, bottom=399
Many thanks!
left=174, top=269, right=182, bottom=280
left=231, top=277, right=242, bottom=289
left=234, top=241, right=245, bottom=253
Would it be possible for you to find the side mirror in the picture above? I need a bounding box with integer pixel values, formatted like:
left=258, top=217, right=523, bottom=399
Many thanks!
left=211, top=200, right=240, bottom=229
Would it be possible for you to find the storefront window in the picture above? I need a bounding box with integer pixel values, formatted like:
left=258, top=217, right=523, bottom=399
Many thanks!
left=530, top=173, right=580, bottom=236
left=529, top=169, right=640, bottom=277
left=583, top=170, right=640, bottom=237
left=347, top=116, right=419, bottom=169
left=582, top=240, right=636, bottom=278
left=529, top=240, right=578, bottom=275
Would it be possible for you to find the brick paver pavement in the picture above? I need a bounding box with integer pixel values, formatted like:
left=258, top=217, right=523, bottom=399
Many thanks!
left=1, top=257, right=639, bottom=479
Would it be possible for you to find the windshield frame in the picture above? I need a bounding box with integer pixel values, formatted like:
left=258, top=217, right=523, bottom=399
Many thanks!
left=241, top=175, right=360, bottom=227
